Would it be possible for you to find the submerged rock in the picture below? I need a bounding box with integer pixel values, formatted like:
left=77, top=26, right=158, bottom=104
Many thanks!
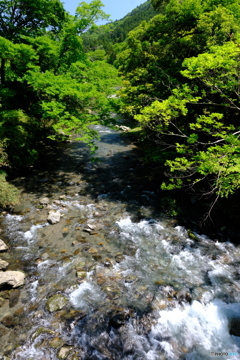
left=47, top=210, right=61, bottom=224
left=9, top=289, right=20, bottom=308
left=31, top=327, right=55, bottom=341
left=0, top=271, right=25, bottom=288
left=0, top=259, right=9, bottom=270
left=0, top=297, right=5, bottom=307
left=1, top=313, right=20, bottom=328
left=0, top=239, right=8, bottom=252
left=76, top=270, right=87, bottom=279
left=46, top=294, right=68, bottom=312
left=49, top=337, right=65, bottom=349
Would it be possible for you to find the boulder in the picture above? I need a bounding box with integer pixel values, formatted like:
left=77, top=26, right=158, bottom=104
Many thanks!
left=47, top=210, right=61, bottom=224
left=39, top=197, right=50, bottom=205
left=0, top=271, right=25, bottom=288
left=58, top=346, right=73, bottom=359
left=46, top=294, right=68, bottom=312
left=0, top=239, right=8, bottom=252
left=0, top=259, right=9, bottom=270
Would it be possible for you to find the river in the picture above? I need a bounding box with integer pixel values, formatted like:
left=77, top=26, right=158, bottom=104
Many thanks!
left=0, top=123, right=240, bottom=360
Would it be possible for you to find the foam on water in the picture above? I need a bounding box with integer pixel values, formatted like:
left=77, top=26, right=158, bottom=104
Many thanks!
left=60, top=200, right=95, bottom=212
left=116, top=217, right=209, bottom=288
left=69, top=281, right=106, bottom=311
left=29, top=280, right=39, bottom=303
left=13, top=344, right=55, bottom=360
left=37, top=259, right=53, bottom=270
left=4, top=214, right=24, bottom=240
left=24, top=223, right=48, bottom=244
left=149, top=300, right=240, bottom=360
left=5, top=208, right=240, bottom=360
left=116, top=217, right=165, bottom=246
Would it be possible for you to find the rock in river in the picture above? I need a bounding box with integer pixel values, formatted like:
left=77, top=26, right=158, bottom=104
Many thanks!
left=46, top=294, right=68, bottom=312
left=0, top=239, right=8, bottom=252
left=0, top=271, right=25, bottom=288
left=58, top=346, right=73, bottom=359
left=39, top=197, right=50, bottom=205
left=0, top=259, right=9, bottom=270
left=47, top=210, right=61, bottom=224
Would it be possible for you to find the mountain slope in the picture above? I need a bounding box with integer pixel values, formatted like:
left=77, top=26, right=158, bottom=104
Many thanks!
left=82, top=1, right=158, bottom=52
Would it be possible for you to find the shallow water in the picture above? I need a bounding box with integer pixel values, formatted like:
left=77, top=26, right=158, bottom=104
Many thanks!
left=0, top=124, right=240, bottom=360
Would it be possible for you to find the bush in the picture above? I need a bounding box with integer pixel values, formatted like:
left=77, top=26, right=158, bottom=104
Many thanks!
left=0, top=171, right=20, bottom=208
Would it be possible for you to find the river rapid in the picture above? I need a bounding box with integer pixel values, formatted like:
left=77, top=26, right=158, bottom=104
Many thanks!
left=0, top=123, right=240, bottom=360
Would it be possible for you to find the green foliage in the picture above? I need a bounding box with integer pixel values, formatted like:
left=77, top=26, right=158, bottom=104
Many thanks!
left=82, top=0, right=158, bottom=63
left=0, top=1, right=120, bottom=168
left=0, top=110, right=40, bottom=166
left=119, top=0, right=240, bottom=116
left=135, top=37, right=240, bottom=198
left=87, top=49, right=106, bottom=61
left=0, top=0, right=66, bottom=40
left=0, top=171, right=19, bottom=208
left=117, top=0, right=240, bottom=207
left=0, top=0, right=121, bottom=206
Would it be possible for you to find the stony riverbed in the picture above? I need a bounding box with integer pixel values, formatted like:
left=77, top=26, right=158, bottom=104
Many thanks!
left=0, top=123, right=240, bottom=360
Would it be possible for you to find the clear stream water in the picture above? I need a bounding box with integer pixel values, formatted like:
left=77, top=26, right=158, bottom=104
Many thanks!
left=0, top=124, right=240, bottom=360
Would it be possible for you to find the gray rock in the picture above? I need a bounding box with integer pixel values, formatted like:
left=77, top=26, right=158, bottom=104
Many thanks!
left=47, top=210, right=61, bottom=224
left=0, top=271, right=25, bottom=288
left=39, top=197, right=50, bottom=205
left=0, top=239, right=8, bottom=252
left=46, top=294, right=68, bottom=312
left=58, top=346, right=73, bottom=359
left=0, top=259, right=9, bottom=270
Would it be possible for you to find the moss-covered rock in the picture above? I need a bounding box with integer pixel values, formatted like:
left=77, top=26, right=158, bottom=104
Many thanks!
left=31, top=327, right=55, bottom=341
left=0, top=171, right=19, bottom=208
left=49, top=337, right=65, bottom=349
left=46, top=294, right=68, bottom=312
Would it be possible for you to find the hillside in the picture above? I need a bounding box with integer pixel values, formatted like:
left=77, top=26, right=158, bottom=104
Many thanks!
left=82, top=1, right=158, bottom=52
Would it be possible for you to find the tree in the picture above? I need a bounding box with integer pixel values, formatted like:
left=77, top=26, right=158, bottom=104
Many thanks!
left=118, top=0, right=240, bottom=217
left=118, top=0, right=240, bottom=116
left=0, top=0, right=66, bottom=40
left=0, top=1, right=119, bottom=168
left=134, top=38, right=240, bottom=218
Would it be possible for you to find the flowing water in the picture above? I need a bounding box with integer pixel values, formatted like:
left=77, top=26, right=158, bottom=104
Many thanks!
left=0, top=123, right=240, bottom=360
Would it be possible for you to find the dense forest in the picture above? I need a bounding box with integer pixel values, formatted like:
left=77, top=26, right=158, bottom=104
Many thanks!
left=1, top=0, right=240, bottom=236
left=117, top=0, right=240, bottom=232
left=0, top=0, right=120, bottom=206
left=82, top=0, right=158, bottom=63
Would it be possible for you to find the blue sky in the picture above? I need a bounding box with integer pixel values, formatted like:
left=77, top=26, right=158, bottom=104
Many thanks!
left=62, top=0, right=145, bottom=23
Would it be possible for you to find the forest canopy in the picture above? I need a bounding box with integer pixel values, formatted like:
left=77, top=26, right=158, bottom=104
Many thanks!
left=0, top=0, right=120, bottom=207
left=1, top=0, right=240, bottom=220
left=0, top=0, right=120, bottom=168
left=117, top=0, right=240, bottom=215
